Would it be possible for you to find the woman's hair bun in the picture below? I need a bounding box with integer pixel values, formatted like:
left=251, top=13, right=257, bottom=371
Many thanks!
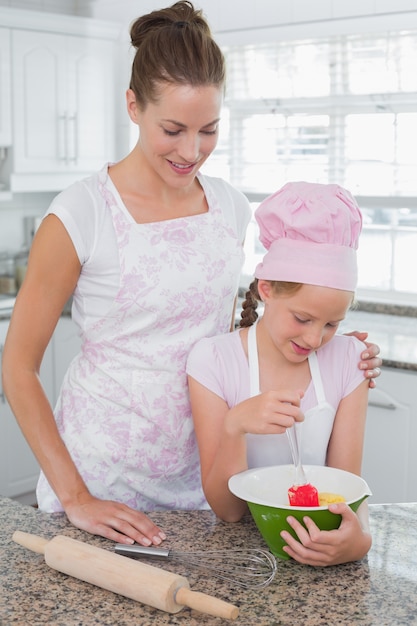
left=130, top=1, right=209, bottom=49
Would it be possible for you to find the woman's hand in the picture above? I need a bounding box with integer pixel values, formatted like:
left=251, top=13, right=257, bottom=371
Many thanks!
left=344, top=331, right=382, bottom=388
left=280, top=502, right=372, bottom=566
left=65, top=495, right=167, bottom=546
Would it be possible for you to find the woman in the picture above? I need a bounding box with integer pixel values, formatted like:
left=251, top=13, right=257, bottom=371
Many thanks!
left=2, top=3, right=380, bottom=548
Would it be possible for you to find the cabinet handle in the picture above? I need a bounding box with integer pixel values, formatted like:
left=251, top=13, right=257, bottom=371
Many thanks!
left=58, top=113, right=68, bottom=162
left=368, top=399, right=397, bottom=410
left=68, top=112, right=78, bottom=163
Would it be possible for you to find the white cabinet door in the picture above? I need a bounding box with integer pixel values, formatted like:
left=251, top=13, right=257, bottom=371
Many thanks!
left=0, top=396, right=39, bottom=504
left=0, top=316, right=80, bottom=504
left=362, top=367, right=417, bottom=504
left=0, top=28, right=12, bottom=146
left=52, top=316, right=82, bottom=401
left=65, top=35, right=115, bottom=173
left=0, top=320, right=54, bottom=504
left=11, top=29, right=115, bottom=174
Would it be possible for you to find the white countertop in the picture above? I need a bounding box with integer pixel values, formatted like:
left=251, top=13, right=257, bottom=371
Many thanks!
left=340, top=309, right=417, bottom=371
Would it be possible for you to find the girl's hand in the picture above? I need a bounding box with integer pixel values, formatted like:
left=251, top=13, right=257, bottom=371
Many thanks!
left=225, top=389, right=304, bottom=437
left=280, top=502, right=372, bottom=566
left=65, top=495, right=166, bottom=546
left=344, top=331, right=382, bottom=388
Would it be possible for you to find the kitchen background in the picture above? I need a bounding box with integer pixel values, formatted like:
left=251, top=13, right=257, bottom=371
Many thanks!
left=0, top=0, right=417, bottom=507
left=1, top=0, right=417, bottom=305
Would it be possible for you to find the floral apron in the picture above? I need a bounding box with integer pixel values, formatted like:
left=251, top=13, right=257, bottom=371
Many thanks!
left=37, top=169, right=244, bottom=512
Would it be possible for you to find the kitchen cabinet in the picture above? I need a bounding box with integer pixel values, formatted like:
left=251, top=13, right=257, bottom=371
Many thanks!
left=52, top=316, right=82, bottom=391
left=362, top=366, right=417, bottom=504
left=0, top=319, right=53, bottom=505
left=11, top=28, right=115, bottom=185
left=0, top=27, right=12, bottom=147
left=0, top=316, right=81, bottom=505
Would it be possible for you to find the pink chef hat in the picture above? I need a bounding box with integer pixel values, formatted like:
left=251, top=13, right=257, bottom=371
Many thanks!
left=254, top=181, right=362, bottom=291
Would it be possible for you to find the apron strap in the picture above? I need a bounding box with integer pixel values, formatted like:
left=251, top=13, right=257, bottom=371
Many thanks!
left=249, top=323, right=327, bottom=405
left=307, top=351, right=326, bottom=404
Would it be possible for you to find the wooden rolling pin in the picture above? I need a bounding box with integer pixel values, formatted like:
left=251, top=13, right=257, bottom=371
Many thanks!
left=12, top=531, right=239, bottom=620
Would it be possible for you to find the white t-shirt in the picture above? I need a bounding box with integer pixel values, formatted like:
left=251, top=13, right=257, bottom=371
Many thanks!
left=45, top=164, right=251, bottom=332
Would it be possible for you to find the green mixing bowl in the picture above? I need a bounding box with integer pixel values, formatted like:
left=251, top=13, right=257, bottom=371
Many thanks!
left=228, top=464, right=371, bottom=560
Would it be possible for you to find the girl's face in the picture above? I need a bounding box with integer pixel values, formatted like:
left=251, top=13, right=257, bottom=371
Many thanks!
left=128, top=82, right=222, bottom=189
left=258, top=281, right=353, bottom=363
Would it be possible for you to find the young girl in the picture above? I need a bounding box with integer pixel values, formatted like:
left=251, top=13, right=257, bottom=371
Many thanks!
left=187, top=181, right=372, bottom=566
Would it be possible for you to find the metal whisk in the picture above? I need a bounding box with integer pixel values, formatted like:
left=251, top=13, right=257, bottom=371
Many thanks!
left=115, top=544, right=277, bottom=589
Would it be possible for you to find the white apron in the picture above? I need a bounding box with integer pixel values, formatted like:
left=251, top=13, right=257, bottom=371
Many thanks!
left=37, top=169, right=244, bottom=512
left=246, top=323, right=336, bottom=468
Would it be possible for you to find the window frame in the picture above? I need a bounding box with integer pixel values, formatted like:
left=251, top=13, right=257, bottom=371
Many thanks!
left=207, top=29, right=417, bottom=305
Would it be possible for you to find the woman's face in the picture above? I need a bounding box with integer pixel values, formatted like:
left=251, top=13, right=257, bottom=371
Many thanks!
left=128, top=82, right=223, bottom=189
left=258, top=281, right=354, bottom=363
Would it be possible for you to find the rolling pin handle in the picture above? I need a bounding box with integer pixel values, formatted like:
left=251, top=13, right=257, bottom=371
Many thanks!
left=175, top=585, right=239, bottom=620
left=12, top=531, right=49, bottom=554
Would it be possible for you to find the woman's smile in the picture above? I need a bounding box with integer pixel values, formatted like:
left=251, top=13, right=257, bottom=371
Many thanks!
left=167, top=159, right=199, bottom=175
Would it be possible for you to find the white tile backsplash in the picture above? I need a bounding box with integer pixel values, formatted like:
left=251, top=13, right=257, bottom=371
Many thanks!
left=0, top=193, right=54, bottom=252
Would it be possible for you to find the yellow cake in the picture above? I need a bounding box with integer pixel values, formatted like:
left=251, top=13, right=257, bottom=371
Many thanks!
left=318, top=492, right=346, bottom=506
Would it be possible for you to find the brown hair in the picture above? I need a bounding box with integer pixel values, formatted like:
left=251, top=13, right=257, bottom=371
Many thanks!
left=129, top=1, right=226, bottom=109
left=239, top=280, right=303, bottom=328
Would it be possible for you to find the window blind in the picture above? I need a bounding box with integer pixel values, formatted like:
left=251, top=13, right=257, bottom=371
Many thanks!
left=201, top=29, right=417, bottom=302
left=203, top=30, right=417, bottom=197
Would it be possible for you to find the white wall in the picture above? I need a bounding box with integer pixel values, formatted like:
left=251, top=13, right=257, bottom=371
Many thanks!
left=87, top=0, right=417, bottom=36
left=0, top=0, right=91, bottom=16
left=2, top=0, right=417, bottom=33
